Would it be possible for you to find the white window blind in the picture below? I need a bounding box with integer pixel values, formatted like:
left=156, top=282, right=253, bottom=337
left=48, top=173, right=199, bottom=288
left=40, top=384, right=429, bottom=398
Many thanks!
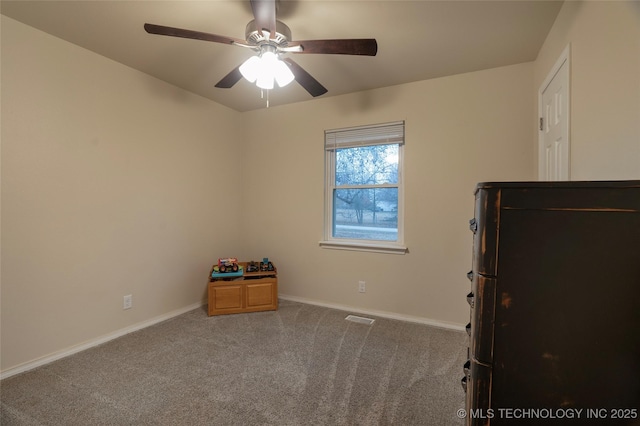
left=325, top=121, right=405, bottom=150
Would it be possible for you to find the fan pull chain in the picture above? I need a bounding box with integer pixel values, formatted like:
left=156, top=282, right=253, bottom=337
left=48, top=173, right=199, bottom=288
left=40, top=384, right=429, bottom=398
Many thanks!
left=260, top=89, right=270, bottom=108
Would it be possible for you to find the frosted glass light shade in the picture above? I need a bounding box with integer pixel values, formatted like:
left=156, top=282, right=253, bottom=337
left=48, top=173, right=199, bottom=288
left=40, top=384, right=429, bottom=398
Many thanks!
left=274, top=59, right=295, bottom=87
left=239, top=56, right=261, bottom=83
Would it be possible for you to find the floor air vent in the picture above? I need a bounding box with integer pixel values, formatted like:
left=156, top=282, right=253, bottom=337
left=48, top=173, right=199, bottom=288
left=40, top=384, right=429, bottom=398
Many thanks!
left=345, top=315, right=375, bottom=325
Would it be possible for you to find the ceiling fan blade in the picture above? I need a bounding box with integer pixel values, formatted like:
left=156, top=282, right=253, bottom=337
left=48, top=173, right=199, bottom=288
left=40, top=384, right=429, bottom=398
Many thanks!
left=282, top=58, right=328, bottom=97
left=215, top=66, right=243, bottom=89
left=144, top=23, right=246, bottom=46
left=250, top=0, right=277, bottom=38
left=289, top=39, right=378, bottom=56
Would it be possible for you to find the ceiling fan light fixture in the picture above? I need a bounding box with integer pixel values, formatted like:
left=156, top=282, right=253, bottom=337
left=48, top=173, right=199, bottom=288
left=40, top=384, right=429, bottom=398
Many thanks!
left=240, top=47, right=294, bottom=90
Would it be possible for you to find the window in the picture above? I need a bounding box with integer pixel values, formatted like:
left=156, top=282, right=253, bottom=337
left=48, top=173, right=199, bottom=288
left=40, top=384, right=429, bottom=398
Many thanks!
left=321, top=121, right=406, bottom=254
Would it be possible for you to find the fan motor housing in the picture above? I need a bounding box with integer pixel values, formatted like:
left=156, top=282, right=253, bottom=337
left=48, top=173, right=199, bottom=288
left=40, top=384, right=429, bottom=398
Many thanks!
left=245, top=19, right=291, bottom=46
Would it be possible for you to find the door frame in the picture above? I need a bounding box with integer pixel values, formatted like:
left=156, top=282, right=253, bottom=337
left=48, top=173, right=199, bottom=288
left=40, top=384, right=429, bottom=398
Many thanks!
left=538, top=44, right=571, bottom=181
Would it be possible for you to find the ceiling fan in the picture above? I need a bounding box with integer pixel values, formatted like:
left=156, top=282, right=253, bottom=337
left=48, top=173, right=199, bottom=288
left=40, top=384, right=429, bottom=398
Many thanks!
left=144, top=0, right=377, bottom=98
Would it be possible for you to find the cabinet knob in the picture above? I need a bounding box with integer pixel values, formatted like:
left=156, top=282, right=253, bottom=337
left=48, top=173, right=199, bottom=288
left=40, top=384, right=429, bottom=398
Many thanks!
left=464, top=359, right=471, bottom=376
left=465, top=322, right=471, bottom=336
left=469, top=218, right=478, bottom=233
left=467, top=270, right=473, bottom=281
left=467, top=292, right=474, bottom=308
left=461, top=376, right=468, bottom=393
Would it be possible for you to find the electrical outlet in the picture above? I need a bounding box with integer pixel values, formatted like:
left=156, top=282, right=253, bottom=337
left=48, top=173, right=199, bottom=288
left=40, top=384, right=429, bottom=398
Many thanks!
left=358, top=281, right=366, bottom=293
left=123, top=294, right=133, bottom=310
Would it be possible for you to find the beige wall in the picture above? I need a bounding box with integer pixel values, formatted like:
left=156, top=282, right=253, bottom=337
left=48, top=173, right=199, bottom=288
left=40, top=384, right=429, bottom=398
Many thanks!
left=1, top=17, right=243, bottom=372
left=534, top=1, right=640, bottom=179
left=239, top=63, right=535, bottom=327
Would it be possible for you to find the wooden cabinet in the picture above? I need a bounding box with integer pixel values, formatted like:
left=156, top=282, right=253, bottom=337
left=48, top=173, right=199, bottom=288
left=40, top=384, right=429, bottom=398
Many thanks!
left=208, top=262, right=278, bottom=316
left=464, top=181, right=640, bottom=425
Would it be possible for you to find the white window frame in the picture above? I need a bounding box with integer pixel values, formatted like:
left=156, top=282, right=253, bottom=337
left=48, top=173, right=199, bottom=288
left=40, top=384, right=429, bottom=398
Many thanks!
left=319, top=121, right=407, bottom=255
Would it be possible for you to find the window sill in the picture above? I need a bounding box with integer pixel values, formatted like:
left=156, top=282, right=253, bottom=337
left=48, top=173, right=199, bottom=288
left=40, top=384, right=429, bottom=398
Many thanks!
left=319, top=240, right=408, bottom=255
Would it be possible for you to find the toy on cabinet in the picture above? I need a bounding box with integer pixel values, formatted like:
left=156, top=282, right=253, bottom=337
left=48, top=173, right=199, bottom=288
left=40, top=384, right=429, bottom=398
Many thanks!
left=217, top=257, right=239, bottom=273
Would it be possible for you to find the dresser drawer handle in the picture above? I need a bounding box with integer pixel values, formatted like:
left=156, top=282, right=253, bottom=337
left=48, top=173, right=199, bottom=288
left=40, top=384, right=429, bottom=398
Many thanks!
left=467, top=270, right=473, bottom=281
left=461, top=376, right=468, bottom=393
left=465, top=322, right=471, bottom=336
left=463, top=360, right=471, bottom=376
left=467, top=292, right=474, bottom=308
left=469, top=218, right=478, bottom=233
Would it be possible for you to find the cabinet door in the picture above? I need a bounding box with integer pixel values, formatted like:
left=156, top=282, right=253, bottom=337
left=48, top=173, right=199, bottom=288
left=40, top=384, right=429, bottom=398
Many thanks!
left=245, top=280, right=277, bottom=311
left=208, top=283, right=244, bottom=315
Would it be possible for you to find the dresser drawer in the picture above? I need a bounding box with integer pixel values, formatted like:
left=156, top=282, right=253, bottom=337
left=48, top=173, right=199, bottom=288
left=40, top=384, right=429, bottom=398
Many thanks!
left=471, top=188, right=500, bottom=277
left=466, top=360, right=492, bottom=426
left=470, top=275, right=496, bottom=363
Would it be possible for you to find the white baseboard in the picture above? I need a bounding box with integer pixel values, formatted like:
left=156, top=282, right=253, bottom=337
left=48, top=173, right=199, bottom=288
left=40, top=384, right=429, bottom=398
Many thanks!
left=278, top=293, right=466, bottom=332
left=0, top=300, right=206, bottom=380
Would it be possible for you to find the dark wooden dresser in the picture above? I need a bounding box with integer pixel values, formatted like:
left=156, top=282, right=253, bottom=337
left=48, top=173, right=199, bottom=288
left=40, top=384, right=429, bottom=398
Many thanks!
left=463, top=181, right=640, bottom=425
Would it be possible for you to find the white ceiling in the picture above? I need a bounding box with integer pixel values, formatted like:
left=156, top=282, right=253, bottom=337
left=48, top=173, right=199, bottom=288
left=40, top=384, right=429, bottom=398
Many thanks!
left=1, top=0, right=563, bottom=112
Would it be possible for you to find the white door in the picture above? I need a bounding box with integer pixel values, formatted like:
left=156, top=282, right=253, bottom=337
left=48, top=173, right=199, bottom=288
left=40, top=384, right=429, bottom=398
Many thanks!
left=539, top=46, right=570, bottom=181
